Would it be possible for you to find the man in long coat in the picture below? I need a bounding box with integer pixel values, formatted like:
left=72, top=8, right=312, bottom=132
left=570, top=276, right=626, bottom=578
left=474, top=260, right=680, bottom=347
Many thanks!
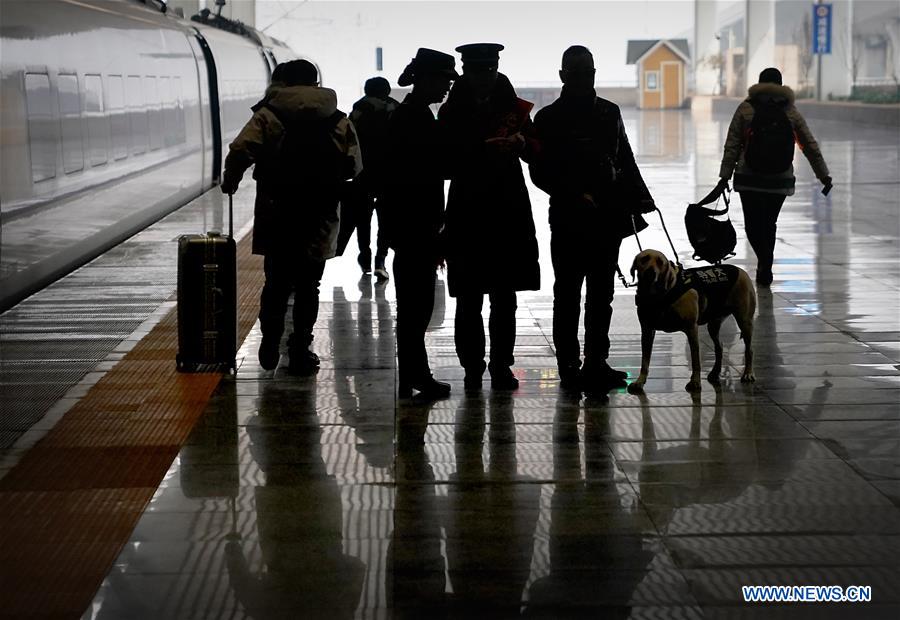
left=439, top=43, right=540, bottom=391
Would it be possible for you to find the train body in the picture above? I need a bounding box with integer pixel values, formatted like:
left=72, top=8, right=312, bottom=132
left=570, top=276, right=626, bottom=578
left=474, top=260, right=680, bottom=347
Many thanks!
left=0, top=0, right=299, bottom=310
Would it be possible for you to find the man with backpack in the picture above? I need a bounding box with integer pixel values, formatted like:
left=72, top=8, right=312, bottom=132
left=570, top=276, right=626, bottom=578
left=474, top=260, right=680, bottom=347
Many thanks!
left=717, top=67, right=832, bottom=286
left=348, top=77, right=399, bottom=280
left=530, top=45, right=656, bottom=395
left=221, top=59, right=362, bottom=374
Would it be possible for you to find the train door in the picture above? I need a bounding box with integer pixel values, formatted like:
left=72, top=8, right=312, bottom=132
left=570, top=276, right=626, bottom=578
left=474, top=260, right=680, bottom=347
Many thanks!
left=190, top=28, right=222, bottom=185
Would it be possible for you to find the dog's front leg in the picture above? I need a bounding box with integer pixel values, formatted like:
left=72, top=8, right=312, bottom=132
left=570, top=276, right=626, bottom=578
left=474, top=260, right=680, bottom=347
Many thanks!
left=685, top=324, right=702, bottom=392
left=628, top=324, right=655, bottom=394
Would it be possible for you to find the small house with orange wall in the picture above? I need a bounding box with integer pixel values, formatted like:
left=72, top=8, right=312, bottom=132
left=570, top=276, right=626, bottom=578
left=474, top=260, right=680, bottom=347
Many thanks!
left=627, top=39, right=690, bottom=109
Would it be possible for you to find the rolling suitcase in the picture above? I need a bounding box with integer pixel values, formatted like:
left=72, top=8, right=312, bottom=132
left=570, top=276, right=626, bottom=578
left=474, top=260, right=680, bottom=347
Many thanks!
left=176, top=194, right=237, bottom=372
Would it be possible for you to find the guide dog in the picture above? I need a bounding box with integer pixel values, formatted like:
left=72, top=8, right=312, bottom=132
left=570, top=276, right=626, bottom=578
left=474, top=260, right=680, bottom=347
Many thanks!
left=627, top=249, right=756, bottom=393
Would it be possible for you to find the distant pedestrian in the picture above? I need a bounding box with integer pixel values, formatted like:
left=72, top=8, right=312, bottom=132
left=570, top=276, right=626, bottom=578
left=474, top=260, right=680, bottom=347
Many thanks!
left=530, top=45, right=655, bottom=394
left=222, top=60, right=362, bottom=374
left=349, top=77, right=399, bottom=279
left=439, top=43, right=540, bottom=391
left=717, top=67, right=832, bottom=286
left=384, top=48, right=458, bottom=399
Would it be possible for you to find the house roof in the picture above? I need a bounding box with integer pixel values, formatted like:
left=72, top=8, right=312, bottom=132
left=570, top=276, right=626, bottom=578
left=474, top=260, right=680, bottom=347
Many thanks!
left=626, top=39, right=690, bottom=64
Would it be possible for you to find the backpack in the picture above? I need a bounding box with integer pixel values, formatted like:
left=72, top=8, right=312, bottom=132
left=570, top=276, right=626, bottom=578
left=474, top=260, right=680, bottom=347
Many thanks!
left=684, top=187, right=736, bottom=264
left=744, top=101, right=795, bottom=174
left=260, top=103, right=350, bottom=194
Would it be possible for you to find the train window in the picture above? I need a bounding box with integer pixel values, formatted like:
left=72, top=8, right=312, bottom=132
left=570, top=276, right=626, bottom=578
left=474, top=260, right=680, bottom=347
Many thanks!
left=144, top=76, right=162, bottom=151
left=58, top=74, right=84, bottom=174
left=127, top=75, right=147, bottom=155
left=107, top=75, right=128, bottom=160
left=84, top=74, right=109, bottom=167
left=24, top=73, right=57, bottom=182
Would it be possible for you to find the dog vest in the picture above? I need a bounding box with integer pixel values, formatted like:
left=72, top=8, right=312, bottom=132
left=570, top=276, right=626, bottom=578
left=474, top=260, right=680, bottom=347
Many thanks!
left=637, top=265, right=741, bottom=326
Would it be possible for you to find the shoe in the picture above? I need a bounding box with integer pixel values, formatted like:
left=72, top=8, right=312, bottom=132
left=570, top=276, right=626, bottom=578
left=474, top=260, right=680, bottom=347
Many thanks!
left=490, top=366, right=520, bottom=390
left=559, top=363, right=582, bottom=392
left=258, top=336, right=280, bottom=370
left=373, top=256, right=389, bottom=280
left=288, top=349, right=320, bottom=375
left=399, top=376, right=451, bottom=399
left=358, top=253, right=372, bottom=275
left=464, top=362, right=486, bottom=392
left=583, top=362, right=627, bottom=393
left=755, top=270, right=773, bottom=286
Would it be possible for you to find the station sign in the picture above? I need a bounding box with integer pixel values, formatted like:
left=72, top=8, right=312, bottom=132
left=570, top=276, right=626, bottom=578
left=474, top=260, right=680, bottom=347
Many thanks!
left=813, top=3, right=832, bottom=54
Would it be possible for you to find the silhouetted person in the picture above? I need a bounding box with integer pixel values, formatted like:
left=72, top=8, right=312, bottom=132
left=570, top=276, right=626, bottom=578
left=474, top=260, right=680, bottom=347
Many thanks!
left=439, top=43, right=540, bottom=391
left=222, top=59, right=362, bottom=374
left=717, top=67, right=831, bottom=286
left=530, top=46, right=655, bottom=395
left=385, top=48, right=458, bottom=399
left=349, top=77, right=399, bottom=279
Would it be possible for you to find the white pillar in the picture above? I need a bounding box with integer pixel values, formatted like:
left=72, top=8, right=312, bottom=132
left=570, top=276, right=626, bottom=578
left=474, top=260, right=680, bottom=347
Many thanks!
left=820, top=0, right=853, bottom=98
left=694, top=0, right=720, bottom=95
left=744, top=0, right=776, bottom=91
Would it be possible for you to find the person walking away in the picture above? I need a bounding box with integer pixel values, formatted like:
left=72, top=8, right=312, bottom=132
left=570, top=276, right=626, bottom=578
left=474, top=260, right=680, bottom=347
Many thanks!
left=717, top=67, right=831, bottom=286
left=349, top=77, right=399, bottom=279
left=530, top=45, right=656, bottom=394
left=438, top=43, right=540, bottom=392
left=221, top=60, right=362, bottom=374
left=384, top=48, right=458, bottom=399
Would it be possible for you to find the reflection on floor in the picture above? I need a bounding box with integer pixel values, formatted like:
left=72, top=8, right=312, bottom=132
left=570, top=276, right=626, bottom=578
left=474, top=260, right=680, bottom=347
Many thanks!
left=87, top=109, right=899, bottom=617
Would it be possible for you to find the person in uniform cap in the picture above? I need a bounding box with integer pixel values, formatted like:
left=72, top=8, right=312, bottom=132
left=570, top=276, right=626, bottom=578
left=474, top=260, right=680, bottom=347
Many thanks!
left=438, top=42, right=540, bottom=392
left=384, top=48, right=459, bottom=399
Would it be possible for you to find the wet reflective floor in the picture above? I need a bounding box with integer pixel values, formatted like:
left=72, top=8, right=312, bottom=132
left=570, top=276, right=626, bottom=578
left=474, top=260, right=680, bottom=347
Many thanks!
left=69, top=107, right=900, bottom=617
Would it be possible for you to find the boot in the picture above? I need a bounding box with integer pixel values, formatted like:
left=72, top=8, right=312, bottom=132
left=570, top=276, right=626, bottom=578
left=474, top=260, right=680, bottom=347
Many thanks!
left=358, top=251, right=372, bottom=275
left=489, top=364, right=519, bottom=390
left=399, top=375, right=451, bottom=399
left=463, top=361, right=486, bottom=392
left=258, top=334, right=280, bottom=370
left=374, top=255, right=389, bottom=280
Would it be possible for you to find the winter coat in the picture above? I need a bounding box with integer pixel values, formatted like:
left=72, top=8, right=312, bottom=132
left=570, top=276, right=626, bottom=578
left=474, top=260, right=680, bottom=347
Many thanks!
left=438, top=73, right=540, bottom=297
left=350, top=94, right=399, bottom=191
left=383, top=93, right=447, bottom=258
left=719, top=83, right=829, bottom=196
left=530, top=86, right=654, bottom=239
left=224, top=85, right=362, bottom=259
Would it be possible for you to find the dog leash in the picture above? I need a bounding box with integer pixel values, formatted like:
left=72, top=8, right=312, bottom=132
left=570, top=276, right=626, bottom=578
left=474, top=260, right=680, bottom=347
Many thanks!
left=615, top=206, right=683, bottom=288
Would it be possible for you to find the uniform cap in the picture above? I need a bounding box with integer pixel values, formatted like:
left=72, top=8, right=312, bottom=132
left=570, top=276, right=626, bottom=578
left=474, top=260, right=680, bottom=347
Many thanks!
left=455, top=42, right=504, bottom=65
left=398, top=48, right=459, bottom=86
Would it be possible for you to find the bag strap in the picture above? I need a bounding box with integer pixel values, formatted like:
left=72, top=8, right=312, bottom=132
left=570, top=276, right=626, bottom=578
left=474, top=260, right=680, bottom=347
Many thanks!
left=690, top=182, right=731, bottom=215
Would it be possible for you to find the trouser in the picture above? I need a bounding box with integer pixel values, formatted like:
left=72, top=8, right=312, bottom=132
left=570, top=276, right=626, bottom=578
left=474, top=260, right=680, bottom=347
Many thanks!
left=739, top=191, right=786, bottom=276
left=393, top=250, right=437, bottom=385
left=550, top=229, right=621, bottom=371
left=259, top=253, right=326, bottom=352
left=355, top=190, right=390, bottom=261
left=454, top=290, right=517, bottom=371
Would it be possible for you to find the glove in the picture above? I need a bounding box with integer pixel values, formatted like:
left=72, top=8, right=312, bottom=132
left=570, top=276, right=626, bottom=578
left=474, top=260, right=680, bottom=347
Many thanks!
left=220, top=170, right=241, bottom=195
left=821, top=176, right=833, bottom=196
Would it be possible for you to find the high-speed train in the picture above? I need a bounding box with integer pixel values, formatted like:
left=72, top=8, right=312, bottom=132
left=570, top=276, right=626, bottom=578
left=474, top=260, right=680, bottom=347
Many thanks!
left=0, top=0, right=302, bottom=310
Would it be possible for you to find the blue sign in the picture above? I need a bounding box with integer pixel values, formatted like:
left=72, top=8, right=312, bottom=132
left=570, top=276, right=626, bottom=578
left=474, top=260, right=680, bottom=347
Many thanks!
left=813, top=3, right=832, bottom=54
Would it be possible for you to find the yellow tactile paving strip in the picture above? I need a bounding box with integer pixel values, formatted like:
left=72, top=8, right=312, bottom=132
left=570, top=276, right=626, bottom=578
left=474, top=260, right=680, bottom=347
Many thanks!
left=0, top=235, right=264, bottom=617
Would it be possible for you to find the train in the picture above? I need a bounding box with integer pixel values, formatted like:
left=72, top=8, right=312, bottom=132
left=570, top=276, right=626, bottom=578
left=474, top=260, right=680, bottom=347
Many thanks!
left=0, top=0, right=303, bottom=311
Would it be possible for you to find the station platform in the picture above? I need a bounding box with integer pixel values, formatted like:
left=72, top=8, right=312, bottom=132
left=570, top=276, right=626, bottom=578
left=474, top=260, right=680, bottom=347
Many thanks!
left=1, top=108, right=898, bottom=618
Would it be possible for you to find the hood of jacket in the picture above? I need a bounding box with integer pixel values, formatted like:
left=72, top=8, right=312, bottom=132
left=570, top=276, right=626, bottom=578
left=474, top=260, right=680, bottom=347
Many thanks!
left=264, top=85, right=339, bottom=121
left=746, top=83, right=795, bottom=105
left=352, top=94, right=398, bottom=114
